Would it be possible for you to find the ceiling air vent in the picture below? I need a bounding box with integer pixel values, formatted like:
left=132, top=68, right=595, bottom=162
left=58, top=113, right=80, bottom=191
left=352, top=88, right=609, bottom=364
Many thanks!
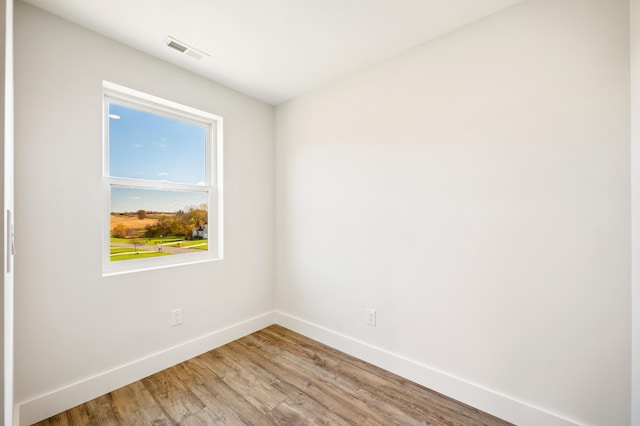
left=164, top=36, right=210, bottom=61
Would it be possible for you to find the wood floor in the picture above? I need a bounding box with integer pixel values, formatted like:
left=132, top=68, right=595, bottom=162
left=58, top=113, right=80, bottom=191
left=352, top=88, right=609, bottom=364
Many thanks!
left=34, top=325, right=512, bottom=426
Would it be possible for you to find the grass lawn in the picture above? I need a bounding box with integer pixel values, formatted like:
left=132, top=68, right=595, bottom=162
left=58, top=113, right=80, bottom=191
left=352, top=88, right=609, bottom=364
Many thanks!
left=110, top=237, right=132, bottom=243
left=110, top=247, right=138, bottom=254
left=110, top=236, right=183, bottom=243
left=110, top=235, right=208, bottom=262
left=111, top=236, right=207, bottom=244
left=111, top=251, right=172, bottom=261
left=146, top=236, right=184, bottom=244
left=178, top=240, right=208, bottom=249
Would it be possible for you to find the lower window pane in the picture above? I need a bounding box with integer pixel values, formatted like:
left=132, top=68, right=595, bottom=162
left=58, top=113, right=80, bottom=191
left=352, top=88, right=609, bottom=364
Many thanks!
left=110, top=187, right=208, bottom=262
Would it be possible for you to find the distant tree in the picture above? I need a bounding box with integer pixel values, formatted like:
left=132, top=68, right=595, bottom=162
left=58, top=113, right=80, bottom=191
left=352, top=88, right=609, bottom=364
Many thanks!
left=136, top=209, right=147, bottom=220
left=143, top=206, right=208, bottom=239
left=112, top=223, right=127, bottom=238
left=144, top=215, right=172, bottom=237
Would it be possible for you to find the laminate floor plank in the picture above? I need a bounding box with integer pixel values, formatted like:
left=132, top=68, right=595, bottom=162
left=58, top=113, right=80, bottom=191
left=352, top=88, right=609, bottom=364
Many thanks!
left=33, top=325, right=513, bottom=426
left=109, top=381, right=172, bottom=426
left=269, top=398, right=341, bottom=426
left=178, top=406, right=226, bottom=425
left=265, top=325, right=497, bottom=426
left=230, top=338, right=365, bottom=424
left=213, top=345, right=288, bottom=412
left=241, top=333, right=425, bottom=425
left=196, top=376, right=274, bottom=425
left=65, top=395, right=120, bottom=426
left=203, top=345, right=286, bottom=401
left=141, top=366, right=205, bottom=423
left=332, top=356, right=473, bottom=426
left=188, top=384, right=246, bottom=426
left=32, top=415, right=70, bottom=426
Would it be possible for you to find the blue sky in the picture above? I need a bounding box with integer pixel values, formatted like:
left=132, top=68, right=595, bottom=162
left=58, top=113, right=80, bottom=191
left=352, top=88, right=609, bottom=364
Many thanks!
left=109, top=103, right=208, bottom=212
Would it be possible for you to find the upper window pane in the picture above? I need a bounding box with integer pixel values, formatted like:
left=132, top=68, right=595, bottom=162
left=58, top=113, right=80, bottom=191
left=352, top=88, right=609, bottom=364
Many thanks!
left=108, top=103, right=206, bottom=185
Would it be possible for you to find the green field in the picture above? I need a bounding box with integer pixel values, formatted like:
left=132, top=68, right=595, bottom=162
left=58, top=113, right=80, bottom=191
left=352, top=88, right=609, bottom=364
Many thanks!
left=110, top=247, right=137, bottom=254
left=111, top=251, right=172, bottom=262
left=171, top=240, right=208, bottom=250
left=110, top=236, right=208, bottom=262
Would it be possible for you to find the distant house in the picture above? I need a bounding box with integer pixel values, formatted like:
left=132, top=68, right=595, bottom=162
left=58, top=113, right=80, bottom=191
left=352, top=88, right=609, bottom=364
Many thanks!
left=192, top=224, right=208, bottom=239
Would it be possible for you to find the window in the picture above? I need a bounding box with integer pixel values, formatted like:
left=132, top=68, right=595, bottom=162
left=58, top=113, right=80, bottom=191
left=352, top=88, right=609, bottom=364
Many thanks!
left=103, top=82, right=223, bottom=275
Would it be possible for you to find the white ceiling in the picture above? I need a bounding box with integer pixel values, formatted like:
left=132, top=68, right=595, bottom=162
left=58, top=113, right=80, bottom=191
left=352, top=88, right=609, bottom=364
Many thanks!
left=21, top=0, right=524, bottom=105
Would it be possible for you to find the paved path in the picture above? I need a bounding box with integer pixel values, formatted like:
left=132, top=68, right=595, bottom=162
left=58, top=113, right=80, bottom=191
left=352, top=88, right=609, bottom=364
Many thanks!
left=110, top=241, right=205, bottom=255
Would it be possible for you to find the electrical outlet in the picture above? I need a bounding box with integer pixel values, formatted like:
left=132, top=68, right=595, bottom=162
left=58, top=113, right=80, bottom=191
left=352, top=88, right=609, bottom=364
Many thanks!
left=366, top=308, right=376, bottom=326
left=171, top=308, right=183, bottom=327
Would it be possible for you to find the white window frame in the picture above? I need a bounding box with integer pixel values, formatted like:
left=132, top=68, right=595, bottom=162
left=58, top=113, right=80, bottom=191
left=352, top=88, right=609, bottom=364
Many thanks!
left=102, top=81, right=223, bottom=276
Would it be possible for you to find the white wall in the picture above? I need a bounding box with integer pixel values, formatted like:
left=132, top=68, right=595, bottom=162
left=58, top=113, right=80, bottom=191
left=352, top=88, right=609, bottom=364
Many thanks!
left=12, top=0, right=633, bottom=425
left=14, top=2, right=274, bottom=423
left=275, top=0, right=630, bottom=425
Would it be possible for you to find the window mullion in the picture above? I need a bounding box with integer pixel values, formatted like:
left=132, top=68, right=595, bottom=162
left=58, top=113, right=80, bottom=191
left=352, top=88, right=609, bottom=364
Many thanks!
left=107, top=177, right=210, bottom=193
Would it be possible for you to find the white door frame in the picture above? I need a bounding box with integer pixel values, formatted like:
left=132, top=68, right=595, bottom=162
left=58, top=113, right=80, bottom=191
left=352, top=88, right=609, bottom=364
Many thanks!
left=2, top=0, right=14, bottom=424
left=631, top=1, right=639, bottom=424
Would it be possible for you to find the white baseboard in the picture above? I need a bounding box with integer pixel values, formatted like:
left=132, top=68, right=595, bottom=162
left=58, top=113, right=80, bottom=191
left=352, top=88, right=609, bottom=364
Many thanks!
left=274, top=311, right=581, bottom=426
left=17, top=311, right=582, bottom=426
left=17, top=311, right=276, bottom=426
